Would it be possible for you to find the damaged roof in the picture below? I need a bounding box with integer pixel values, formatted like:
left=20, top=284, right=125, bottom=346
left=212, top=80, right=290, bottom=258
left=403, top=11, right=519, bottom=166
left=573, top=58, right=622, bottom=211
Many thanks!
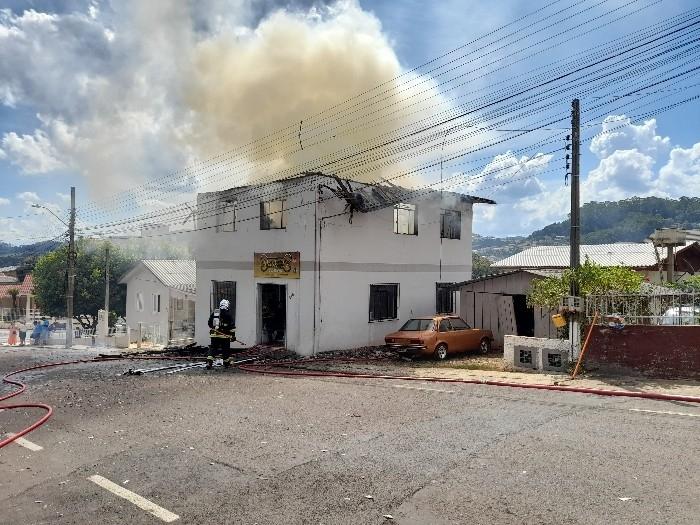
left=201, top=173, right=495, bottom=212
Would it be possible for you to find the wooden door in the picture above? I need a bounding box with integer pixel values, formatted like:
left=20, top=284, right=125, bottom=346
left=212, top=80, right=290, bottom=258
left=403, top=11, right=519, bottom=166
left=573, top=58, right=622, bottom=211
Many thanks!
left=498, top=296, right=517, bottom=340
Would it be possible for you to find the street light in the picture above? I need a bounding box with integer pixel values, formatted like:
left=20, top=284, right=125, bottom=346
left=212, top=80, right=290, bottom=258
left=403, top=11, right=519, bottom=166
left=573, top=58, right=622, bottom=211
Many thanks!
left=31, top=203, right=69, bottom=227
left=32, top=195, right=76, bottom=350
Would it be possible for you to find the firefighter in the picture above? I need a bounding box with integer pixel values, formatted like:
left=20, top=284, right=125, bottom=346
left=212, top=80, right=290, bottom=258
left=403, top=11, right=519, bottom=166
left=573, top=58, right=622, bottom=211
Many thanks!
left=207, top=299, right=235, bottom=369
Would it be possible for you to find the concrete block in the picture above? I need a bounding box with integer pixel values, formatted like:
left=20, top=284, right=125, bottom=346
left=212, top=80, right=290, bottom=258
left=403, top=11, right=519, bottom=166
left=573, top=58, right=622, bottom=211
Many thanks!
left=504, top=335, right=573, bottom=372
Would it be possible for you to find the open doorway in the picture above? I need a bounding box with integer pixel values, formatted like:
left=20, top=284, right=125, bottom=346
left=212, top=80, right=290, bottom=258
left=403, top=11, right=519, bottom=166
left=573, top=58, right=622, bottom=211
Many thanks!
left=512, top=294, right=534, bottom=337
left=258, top=283, right=286, bottom=345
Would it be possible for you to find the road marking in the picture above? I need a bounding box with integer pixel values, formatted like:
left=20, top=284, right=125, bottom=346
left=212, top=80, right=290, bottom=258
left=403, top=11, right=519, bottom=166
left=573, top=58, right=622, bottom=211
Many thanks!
left=5, top=434, right=43, bottom=451
left=392, top=384, right=454, bottom=394
left=628, top=408, right=700, bottom=418
left=88, top=475, right=179, bottom=522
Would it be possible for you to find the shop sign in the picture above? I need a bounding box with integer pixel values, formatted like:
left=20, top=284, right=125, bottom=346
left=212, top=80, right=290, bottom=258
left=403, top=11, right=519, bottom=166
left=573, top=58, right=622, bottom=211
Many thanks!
left=254, top=252, right=300, bottom=279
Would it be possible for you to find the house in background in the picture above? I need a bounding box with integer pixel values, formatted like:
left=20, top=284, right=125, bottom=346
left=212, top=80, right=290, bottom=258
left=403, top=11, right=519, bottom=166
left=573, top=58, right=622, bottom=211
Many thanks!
left=455, top=270, right=560, bottom=349
left=193, top=173, right=494, bottom=355
left=492, top=242, right=700, bottom=283
left=119, top=260, right=196, bottom=344
left=0, top=273, right=35, bottom=323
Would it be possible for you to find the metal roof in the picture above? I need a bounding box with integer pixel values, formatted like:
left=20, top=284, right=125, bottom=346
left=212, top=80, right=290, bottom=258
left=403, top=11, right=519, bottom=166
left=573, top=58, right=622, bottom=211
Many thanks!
left=451, top=269, right=562, bottom=288
left=493, top=243, right=664, bottom=269
left=120, top=260, right=196, bottom=294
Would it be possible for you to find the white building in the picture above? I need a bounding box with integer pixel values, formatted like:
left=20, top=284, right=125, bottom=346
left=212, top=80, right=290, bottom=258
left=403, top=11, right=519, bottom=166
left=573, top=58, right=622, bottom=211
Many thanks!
left=119, top=260, right=196, bottom=344
left=193, top=174, right=494, bottom=355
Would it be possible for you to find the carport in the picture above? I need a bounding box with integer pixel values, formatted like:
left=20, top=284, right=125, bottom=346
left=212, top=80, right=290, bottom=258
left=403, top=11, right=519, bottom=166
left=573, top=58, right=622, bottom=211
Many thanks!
left=454, top=270, right=560, bottom=349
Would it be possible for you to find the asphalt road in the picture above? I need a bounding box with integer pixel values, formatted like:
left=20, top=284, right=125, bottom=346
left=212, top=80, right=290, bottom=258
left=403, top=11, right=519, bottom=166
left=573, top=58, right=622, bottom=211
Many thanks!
left=1, top=347, right=699, bottom=524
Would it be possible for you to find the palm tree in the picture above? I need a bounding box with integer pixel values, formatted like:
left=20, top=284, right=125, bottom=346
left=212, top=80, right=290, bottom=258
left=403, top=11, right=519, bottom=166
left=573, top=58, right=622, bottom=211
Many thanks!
left=7, top=288, right=19, bottom=321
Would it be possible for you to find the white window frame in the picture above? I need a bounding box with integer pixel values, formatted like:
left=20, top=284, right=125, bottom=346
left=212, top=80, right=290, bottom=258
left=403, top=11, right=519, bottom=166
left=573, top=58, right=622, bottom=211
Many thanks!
left=394, top=203, right=417, bottom=235
left=260, top=200, right=286, bottom=230
left=440, top=209, right=461, bottom=240
left=135, top=292, right=144, bottom=312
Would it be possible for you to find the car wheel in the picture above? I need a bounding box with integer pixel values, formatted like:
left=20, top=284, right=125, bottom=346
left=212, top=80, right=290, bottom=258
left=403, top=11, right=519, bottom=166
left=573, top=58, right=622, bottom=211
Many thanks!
left=434, top=343, right=448, bottom=360
left=479, top=338, right=491, bottom=354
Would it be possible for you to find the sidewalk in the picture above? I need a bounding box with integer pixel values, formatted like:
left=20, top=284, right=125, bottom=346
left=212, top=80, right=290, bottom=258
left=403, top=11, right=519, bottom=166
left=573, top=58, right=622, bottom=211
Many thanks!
left=398, top=365, right=700, bottom=398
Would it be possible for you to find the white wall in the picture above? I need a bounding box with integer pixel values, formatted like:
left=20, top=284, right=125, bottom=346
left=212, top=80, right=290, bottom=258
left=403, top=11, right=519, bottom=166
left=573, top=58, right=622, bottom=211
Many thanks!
left=123, top=265, right=190, bottom=343
left=194, top=179, right=477, bottom=354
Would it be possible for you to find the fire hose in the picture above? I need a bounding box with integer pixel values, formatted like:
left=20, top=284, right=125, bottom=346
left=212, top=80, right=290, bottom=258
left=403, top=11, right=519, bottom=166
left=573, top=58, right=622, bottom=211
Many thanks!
left=2, top=354, right=700, bottom=450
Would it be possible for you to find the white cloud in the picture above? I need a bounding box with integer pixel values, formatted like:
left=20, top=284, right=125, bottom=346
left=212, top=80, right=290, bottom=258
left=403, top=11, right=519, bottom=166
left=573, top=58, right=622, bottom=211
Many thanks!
left=458, top=151, right=551, bottom=203
left=16, top=191, right=40, bottom=203
left=583, top=149, right=658, bottom=201
left=1, top=129, right=65, bottom=174
left=0, top=197, right=9, bottom=205
left=589, top=115, right=670, bottom=159
left=657, top=142, right=700, bottom=196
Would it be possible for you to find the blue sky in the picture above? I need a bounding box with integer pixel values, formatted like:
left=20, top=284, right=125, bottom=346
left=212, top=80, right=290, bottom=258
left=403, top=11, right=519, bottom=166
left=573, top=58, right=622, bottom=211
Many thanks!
left=1, top=0, right=700, bottom=244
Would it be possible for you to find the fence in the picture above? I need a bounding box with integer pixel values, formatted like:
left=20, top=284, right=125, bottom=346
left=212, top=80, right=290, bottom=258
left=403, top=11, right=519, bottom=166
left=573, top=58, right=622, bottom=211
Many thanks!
left=0, top=308, right=42, bottom=324
left=586, top=292, right=700, bottom=326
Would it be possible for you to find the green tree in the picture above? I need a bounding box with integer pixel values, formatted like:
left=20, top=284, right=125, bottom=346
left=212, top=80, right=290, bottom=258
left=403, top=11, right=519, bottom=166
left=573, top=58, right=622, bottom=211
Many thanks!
left=33, top=240, right=136, bottom=328
left=670, top=275, right=700, bottom=292
left=527, top=259, right=644, bottom=309
left=472, top=253, right=493, bottom=279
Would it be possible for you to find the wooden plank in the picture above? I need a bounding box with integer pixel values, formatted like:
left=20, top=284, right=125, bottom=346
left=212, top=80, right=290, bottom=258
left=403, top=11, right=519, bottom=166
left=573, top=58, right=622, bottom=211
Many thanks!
left=474, top=293, right=483, bottom=329
left=498, top=296, right=517, bottom=336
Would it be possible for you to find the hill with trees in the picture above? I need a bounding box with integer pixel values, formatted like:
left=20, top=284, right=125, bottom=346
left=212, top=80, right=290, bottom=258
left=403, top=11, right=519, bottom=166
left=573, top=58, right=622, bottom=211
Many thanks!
left=474, top=197, right=700, bottom=261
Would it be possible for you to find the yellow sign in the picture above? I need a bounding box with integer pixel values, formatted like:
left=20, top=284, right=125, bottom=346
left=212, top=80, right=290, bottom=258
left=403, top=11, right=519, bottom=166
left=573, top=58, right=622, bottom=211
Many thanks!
left=254, top=252, right=300, bottom=279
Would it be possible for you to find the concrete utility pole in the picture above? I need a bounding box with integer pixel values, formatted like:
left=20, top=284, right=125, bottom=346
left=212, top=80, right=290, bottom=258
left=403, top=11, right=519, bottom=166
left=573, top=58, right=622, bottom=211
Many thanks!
left=570, top=98, right=581, bottom=295
left=104, top=243, right=110, bottom=339
left=66, top=186, right=76, bottom=349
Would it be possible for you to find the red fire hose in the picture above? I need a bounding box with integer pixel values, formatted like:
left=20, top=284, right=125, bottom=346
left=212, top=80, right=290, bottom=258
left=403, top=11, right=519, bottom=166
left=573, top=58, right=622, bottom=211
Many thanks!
left=0, top=355, right=202, bottom=449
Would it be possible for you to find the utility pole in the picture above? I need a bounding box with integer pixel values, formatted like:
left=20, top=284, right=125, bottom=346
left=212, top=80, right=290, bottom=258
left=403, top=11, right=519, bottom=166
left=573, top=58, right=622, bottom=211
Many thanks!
left=570, top=98, right=581, bottom=295
left=66, top=186, right=76, bottom=349
left=104, top=243, right=110, bottom=339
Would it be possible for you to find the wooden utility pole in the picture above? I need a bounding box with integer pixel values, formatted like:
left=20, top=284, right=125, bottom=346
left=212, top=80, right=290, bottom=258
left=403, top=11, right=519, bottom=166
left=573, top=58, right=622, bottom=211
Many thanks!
left=66, top=186, right=76, bottom=349
left=570, top=99, right=581, bottom=295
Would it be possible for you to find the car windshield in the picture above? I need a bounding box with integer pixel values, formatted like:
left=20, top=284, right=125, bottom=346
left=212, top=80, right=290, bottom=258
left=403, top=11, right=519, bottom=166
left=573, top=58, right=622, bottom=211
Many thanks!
left=400, top=319, right=434, bottom=331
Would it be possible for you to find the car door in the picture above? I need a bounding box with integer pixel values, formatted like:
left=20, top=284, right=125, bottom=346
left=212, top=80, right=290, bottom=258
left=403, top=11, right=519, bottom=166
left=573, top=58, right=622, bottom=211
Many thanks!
left=437, top=318, right=454, bottom=352
left=449, top=317, right=480, bottom=351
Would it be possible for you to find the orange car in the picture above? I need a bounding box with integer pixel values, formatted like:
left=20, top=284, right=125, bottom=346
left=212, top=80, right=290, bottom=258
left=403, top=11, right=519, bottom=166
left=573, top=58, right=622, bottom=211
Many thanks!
left=384, top=315, right=493, bottom=360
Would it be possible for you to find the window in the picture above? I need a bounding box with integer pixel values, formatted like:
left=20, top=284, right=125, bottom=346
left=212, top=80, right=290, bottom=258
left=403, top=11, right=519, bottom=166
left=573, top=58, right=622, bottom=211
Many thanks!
left=136, top=292, right=144, bottom=312
left=212, top=280, right=236, bottom=323
left=440, top=209, right=461, bottom=239
left=436, top=283, right=454, bottom=314
left=449, top=317, right=470, bottom=330
left=176, top=298, right=184, bottom=311
left=399, top=318, right=435, bottom=331
left=216, top=199, right=236, bottom=232
left=394, top=203, right=417, bottom=235
left=260, top=200, right=286, bottom=230
left=152, top=294, right=161, bottom=313
left=369, top=284, right=398, bottom=322
left=438, top=319, right=452, bottom=332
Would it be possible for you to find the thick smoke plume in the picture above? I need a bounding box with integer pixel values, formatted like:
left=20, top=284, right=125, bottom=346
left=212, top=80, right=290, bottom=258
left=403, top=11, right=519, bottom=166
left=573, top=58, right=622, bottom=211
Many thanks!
left=0, top=1, right=450, bottom=202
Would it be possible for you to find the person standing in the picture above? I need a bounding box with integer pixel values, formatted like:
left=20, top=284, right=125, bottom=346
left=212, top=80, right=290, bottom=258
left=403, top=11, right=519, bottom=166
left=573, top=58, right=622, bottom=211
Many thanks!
left=39, top=318, right=50, bottom=346
left=30, top=320, right=40, bottom=345
left=207, top=299, right=235, bottom=369
left=18, top=320, right=27, bottom=346
left=7, top=322, right=18, bottom=346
